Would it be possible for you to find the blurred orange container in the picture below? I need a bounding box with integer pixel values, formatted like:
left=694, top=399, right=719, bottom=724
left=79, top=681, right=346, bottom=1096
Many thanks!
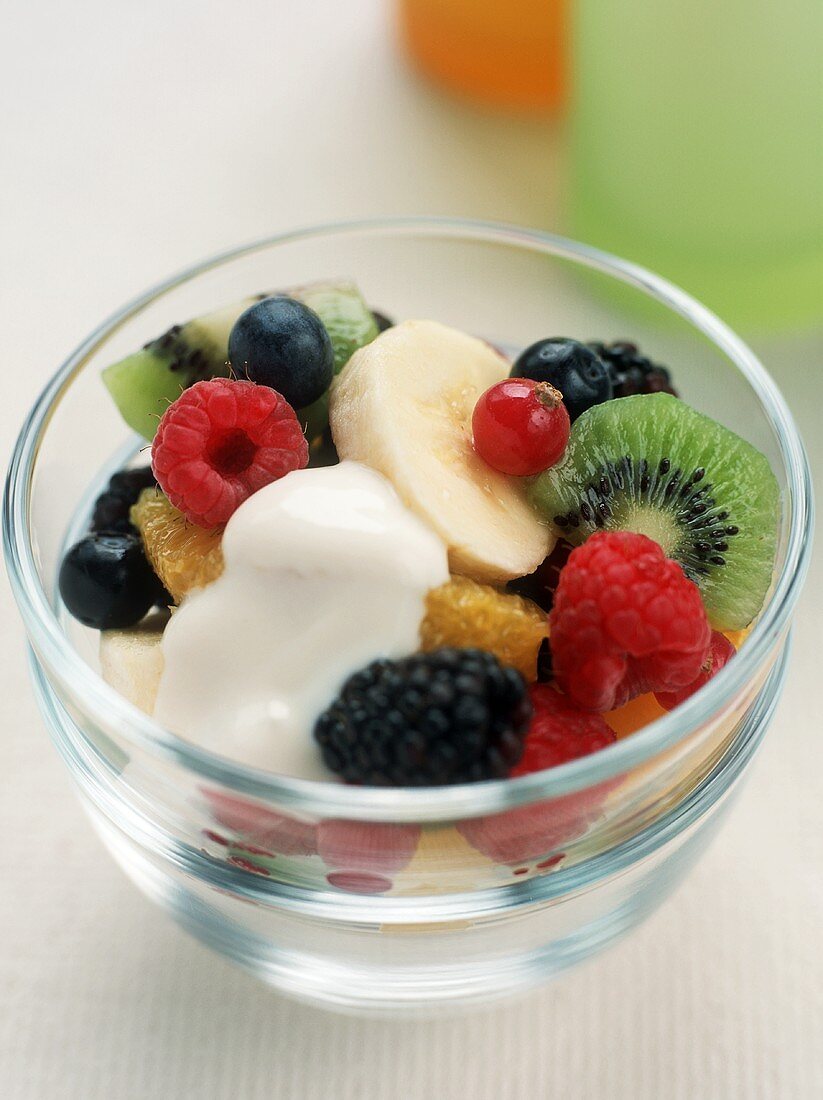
left=399, top=0, right=564, bottom=113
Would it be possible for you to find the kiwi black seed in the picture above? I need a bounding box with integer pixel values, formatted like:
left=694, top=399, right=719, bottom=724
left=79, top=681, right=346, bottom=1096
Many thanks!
left=102, top=281, right=378, bottom=445
left=530, top=394, right=780, bottom=631
left=103, top=297, right=261, bottom=440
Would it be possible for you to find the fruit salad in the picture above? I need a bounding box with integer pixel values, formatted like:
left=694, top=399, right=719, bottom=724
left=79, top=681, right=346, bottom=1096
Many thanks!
left=59, top=281, right=780, bottom=793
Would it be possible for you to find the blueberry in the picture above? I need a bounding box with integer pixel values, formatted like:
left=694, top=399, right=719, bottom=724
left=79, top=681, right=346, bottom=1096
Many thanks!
left=59, top=533, right=160, bottom=629
left=228, top=296, right=334, bottom=410
left=153, top=581, right=174, bottom=609
left=512, top=338, right=612, bottom=422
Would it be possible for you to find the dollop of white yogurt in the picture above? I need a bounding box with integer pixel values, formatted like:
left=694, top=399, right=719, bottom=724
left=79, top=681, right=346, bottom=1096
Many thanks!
left=153, top=461, right=449, bottom=779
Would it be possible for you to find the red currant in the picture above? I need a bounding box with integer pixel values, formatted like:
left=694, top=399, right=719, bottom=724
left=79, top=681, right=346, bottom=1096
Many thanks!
left=472, top=378, right=571, bottom=477
left=654, top=631, right=736, bottom=711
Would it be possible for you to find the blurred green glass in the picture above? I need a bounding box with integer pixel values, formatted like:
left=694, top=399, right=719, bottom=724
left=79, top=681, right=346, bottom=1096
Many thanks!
left=570, top=2, right=823, bottom=330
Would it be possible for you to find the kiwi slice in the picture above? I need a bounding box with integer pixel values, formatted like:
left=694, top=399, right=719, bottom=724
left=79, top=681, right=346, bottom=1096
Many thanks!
left=530, top=394, right=780, bottom=630
left=102, top=298, right=260, bottom=440
left=292, top=280, right=379, bottom=441
left=293, top=281, right=379, bottom=374
left=103, top=282, right=377, bottom=443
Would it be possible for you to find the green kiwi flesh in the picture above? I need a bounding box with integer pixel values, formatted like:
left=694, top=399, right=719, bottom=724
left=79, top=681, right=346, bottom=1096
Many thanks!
left=102, top=298, right=259, bottom=440
left=102, top=282, right=377, bottom=443
left=292, top=281, right=379, bottom=441
left=529, top=393, right=780, bottom=630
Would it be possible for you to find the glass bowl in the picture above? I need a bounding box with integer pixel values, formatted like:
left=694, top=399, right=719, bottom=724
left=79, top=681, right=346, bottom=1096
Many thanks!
left=3, top=219, right=813, bottom=1015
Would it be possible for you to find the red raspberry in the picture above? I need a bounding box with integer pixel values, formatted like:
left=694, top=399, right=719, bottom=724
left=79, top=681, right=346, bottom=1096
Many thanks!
left=549, top=531, right=711, bottom=712
left=458, top=684, right=617, bottom=866
left=472, top=378, right=571, bottom=477
left=511, top=684, right=616, bottom=776
left=655, top=630, right=736, bottom=711
left=151, top=378, right=308, bottom=527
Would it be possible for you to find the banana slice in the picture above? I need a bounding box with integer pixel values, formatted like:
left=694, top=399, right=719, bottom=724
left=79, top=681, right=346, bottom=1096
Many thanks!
left=329, top=320, right=554, bottom=583
left=100, top=619, right=165, bottom=715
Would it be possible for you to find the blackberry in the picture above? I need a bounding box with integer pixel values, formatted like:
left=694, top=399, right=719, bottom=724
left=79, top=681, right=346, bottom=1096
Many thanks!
left=314, top=648, right=532, bottom=787
left=91, top=494, right=133, bottom=534
left=588, top=341, right=678, bottom=399
left=91, top=466, right=156, bottom=534
left=108, top=465, right=157, bottom=500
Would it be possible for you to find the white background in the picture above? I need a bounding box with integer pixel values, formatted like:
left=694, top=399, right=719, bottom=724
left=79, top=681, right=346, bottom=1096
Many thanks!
left=1, top=2, right=821, bottom=1097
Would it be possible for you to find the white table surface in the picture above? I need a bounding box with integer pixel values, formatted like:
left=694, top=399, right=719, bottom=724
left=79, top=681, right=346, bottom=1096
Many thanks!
left=2, top=2, right=821, bottom=1097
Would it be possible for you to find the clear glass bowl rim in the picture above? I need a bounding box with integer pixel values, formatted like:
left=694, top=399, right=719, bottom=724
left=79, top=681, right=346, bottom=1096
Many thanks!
left=3, top=217, right=814, bottom=821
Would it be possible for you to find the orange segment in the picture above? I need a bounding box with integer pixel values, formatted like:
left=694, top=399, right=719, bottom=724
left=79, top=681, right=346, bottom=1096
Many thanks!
left=131, top=488, right=224, bottom=603
left=723, top=627, right=750, bottom=651
left=605, top=693, right=667, bottom=739
left=605, top=629, right=751, bottom=739
left=420, top=575, right=547, bottom=681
